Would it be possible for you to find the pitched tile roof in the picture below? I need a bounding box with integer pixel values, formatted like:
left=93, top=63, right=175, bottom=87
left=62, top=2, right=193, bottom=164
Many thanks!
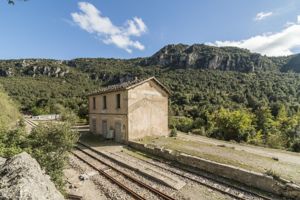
left=87, top=76, right=170, bottom=96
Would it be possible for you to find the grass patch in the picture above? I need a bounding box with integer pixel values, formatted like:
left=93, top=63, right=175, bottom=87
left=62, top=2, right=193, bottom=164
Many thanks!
left=265, top=169, right=281, bottom=181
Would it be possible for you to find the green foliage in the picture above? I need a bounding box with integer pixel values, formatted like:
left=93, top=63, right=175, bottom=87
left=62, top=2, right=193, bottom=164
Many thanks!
left=52, top=103, right=79, bottom=125
left=265, top=169, right=281, bottom=180
left=169, top=128, right=177, bottom=137
left=0, top=122, right=79, bottom=192
left=26, top=123, right=79, bottom=191
left=1, top=57, right=300, bottom=151
left=170, top=116, right=194, bottom=132
left=0, top=127, right=26, bottom=157
left=0, top=86, right=20, bottom=131
left=291, top=139, right=300, bottom=152
left=208, top=108, right=255, bottom=142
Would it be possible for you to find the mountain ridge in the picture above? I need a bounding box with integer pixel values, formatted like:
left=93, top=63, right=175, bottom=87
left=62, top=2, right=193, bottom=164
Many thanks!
left=0, top=44, right=299, bottom=77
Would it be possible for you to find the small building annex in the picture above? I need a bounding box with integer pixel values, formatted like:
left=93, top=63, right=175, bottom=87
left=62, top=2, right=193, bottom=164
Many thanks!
left=88, top=77, right=170, bottom=142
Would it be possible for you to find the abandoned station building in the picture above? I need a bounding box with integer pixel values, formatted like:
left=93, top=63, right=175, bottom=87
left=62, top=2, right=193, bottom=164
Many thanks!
left=88, top=77, right=170, bottom=142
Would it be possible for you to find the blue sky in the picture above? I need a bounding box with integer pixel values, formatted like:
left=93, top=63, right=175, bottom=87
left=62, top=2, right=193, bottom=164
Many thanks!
left=1, top=0, right=300, bottom=59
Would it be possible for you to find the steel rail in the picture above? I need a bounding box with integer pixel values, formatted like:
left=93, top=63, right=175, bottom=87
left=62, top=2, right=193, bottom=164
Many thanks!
left=75, top=144, right=176, bottom=200
left=78, top=141, right=274, bottom=200
left=127, top=150, right=274, bottom=200
left=71, top=151, right=147, bottom=200
left=24, top=118, right=37, bottom=127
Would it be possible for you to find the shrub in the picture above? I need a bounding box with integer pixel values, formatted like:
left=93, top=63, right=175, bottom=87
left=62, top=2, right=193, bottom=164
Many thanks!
left=0, top=87, right=20, bottom=131
left=170, top=116, right=193, bottom=132
left=247, top=130, right=263, bottom=145
left=209, top=108, right=255, bottom=142
left=265, top=169, right=280, bottom=180
left=169, top=128, right=177, bottom=137
left=266, top=133, right=285, bottom=149
left=26, top=123, right=79, bottom=192
left=291, top=139, right=300, bottom=152
left=191, top=127, right=206, bottom=136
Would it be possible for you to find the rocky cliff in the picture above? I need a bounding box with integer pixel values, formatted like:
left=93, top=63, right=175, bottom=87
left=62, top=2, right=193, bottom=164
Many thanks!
left=0, top=59, right=70, bottom=77
left=0, top=152, right=64, bottom=200
left=141, top=44, right=281, bottom=72
left=0, top=44, right=299, bottom=77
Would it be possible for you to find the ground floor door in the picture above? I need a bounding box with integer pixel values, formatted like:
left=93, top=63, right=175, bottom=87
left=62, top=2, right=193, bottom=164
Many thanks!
left=102, top=120, right=107, bottom=138
left=115, top=121, right=122, bottom=142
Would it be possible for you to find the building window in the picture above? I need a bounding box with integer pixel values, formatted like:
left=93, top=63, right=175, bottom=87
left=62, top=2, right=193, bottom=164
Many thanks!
left=92, top=97, right=96, bottom=110
left=103, top=96, right=107, bottom=109
left=116, top=94, right=121, bottom=109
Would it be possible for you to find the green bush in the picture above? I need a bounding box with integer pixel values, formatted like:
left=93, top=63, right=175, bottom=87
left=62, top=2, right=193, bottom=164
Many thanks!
left=291, top=139, right=300, bottom=152
left=0, top=87, right=20, bottom=131
left=0, top=122, right=79, bottom=193
left=266, top=133, right=286, bottom=149
left=191, top=127, right=206, bottom=136
left=170, top=116, right=194, bottom=132
left=169, top=128, right=177, bottom=137
left=209, top=108, right=255, bottom=142
left=27, top=123, right=79, bottom=192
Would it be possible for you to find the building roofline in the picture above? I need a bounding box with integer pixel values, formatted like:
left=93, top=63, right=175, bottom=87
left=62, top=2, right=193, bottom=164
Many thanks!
left=126, top=76, right=171, bottom=95
left=87, top=76, right=170, bottom=96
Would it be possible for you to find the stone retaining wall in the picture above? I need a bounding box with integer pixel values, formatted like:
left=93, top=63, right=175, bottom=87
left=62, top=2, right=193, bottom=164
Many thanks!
left=128, top=141, right=300, bottom=199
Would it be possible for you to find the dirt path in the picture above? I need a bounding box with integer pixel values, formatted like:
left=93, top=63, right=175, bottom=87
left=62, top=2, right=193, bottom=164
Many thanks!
left=178, top=133, right=300, bottom=165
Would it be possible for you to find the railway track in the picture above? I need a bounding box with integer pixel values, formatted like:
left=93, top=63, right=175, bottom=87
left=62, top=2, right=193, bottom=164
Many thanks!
left=24, top=118, right=38, bottom=128
left=74, top=143, right=176, bottom=200
left=118, top=150, right=275, bottom=200
left=77, top=141, right=275, bottom=200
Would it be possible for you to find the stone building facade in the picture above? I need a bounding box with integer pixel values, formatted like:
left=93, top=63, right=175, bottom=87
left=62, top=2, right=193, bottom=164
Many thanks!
left=88, top=77, right=170, bottom=142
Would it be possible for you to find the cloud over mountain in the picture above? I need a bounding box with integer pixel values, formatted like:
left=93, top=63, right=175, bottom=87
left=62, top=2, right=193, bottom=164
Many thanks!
left=209, top=16, right=300, bottom=56
left=71, top=2, right=147, bottom=53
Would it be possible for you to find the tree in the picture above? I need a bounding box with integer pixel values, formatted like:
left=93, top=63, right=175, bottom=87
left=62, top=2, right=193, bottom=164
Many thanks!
left=209, top=108, right=255, bottom=142
left=27, top=123, right=79, bottom=191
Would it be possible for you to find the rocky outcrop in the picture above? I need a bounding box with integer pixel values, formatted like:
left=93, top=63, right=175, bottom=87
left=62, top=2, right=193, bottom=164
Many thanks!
left=0, top=152, right=64, bottom=200
left=141, top=44, right=279, bottom=72
left=0, top=59, right=70, bottom=77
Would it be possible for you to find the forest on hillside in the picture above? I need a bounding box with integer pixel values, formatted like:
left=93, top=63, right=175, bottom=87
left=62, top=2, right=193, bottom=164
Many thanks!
left=0, top=44, right=300, bottom=152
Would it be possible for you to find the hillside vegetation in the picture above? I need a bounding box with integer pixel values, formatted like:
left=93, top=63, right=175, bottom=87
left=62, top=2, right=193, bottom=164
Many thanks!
left=0, top=86, right=78, bottom=193
left=0, top=44, right=300, bottom=151
left=0, top=86, right=20, bottom=130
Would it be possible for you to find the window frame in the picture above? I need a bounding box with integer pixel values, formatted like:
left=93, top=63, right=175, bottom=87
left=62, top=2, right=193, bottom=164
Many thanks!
left=103, top=95, right=107, bottom=110
left=92, top=97, right=96, bottom=110
left=116, top=93, right=121, bottom=109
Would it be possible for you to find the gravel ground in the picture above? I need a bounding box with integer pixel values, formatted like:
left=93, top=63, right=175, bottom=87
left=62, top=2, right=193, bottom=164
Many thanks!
left=73, top=147, right=179, bottom=200
left=64, top=163, right=108, bottom=200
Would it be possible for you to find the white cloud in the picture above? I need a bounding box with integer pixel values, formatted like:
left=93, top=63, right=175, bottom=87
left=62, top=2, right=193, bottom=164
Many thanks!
left=71, top=2, right=147, bottom=53
left=254, top=12, right=273, bottom=21
left=208, top=16, right=300, bottom=56
left=298, top=15, right=300, bottom=23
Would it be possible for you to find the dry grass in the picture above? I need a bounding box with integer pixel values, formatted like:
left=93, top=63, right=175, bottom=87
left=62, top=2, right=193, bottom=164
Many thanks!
left=138, top=136, right=300, bottom=184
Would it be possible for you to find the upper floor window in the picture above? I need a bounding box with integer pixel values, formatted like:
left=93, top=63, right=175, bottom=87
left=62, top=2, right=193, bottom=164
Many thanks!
left=103, top=96, right=107, bottom=109
left=116, top=94, right=121, bottom=109
left=92, top=97, right=96, bottom=110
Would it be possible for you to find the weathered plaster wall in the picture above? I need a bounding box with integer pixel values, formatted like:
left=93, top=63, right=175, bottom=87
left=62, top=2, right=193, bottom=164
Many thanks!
left=88, top=90, right=128, bottom=115
left=88, top=90, right=128, bottom=142
left=88, top=79, right=169, bottom=141
left=128, top=80, right=169, bottom=140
